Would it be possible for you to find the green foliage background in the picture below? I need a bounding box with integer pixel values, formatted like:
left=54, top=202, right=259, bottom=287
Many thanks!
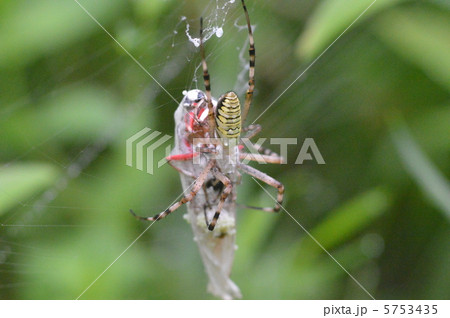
left=0, top=0, right=449, bottom=299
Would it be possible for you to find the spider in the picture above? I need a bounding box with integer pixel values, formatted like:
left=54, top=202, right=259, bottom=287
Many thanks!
left=130, top=0, right=285, bottom=231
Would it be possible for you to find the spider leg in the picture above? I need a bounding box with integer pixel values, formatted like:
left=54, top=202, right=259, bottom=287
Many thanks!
left=202, top=184, right=213, bottom=210
left=249, top=142, right=282, bottom=158
left=238, top=163, right=284, bottom=212
left=207, top=168, right=233, bottom=231
left=239, top=137, right=285, bottom=164
left=239, top=152, right=284, bottom=164
left=130, top=160, right=215, bottom=222
left=199, top=17, right=216, bottom=136
left=236, top=203, right=279, bottom=213
left=199, top=18, right=211, bottom=104
left=241, top=124, right=261, bottom=140
left=201, top=177, right=221, bottom=226
left=241, top=0, right=255, bottom=123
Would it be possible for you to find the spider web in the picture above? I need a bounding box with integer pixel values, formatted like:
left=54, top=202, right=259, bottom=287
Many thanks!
left=0, top=0, right=253, bottom=299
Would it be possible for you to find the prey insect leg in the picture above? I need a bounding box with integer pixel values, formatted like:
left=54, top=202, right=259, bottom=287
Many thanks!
left=166, top=153, right=199, bottom=178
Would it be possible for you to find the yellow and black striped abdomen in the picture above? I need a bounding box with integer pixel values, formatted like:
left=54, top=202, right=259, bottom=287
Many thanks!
left=215, top=91, right=241, bottom=139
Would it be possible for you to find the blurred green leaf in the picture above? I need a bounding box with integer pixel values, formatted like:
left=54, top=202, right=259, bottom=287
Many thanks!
left=297, top=0, right=401, bottom=60
left=410, top=105, right=450, bottom=154
left=18, top=231, right=153, bottom=299
left=0, top=163, right=59, bottom=216
left=0, top=86, right=120, bottom=154
left=298, top=188, right=391, bottom=259
left=391, top=122, right=450, bottom=219
left=0, top=0, right=125, bottom=67
left=373, top=7, right=450, bottom=90
left=290, top=241, right=373, bottom=299
left=35, top=86, right=119, bottom=141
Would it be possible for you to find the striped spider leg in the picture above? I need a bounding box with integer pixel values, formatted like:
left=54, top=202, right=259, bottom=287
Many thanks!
left=130, top=159, right=215, bottom=223
left=237, top=127, right=285, bottom=213
left=238, top=162, right=284, bottom=213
